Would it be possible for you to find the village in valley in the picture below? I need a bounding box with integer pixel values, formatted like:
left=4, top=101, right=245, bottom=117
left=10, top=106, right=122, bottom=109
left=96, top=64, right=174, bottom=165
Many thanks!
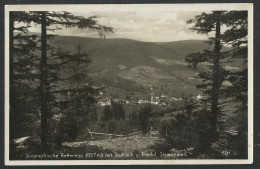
left=97, top=86, right=203, bottom=107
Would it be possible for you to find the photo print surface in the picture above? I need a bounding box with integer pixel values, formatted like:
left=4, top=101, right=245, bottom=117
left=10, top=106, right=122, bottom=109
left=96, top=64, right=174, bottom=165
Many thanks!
left=5, top=4, right=253, bottom=165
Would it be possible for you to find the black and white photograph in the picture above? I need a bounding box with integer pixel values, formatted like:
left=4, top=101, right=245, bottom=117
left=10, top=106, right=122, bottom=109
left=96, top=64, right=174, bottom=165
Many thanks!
left=4, top=4, right=253, bottom=165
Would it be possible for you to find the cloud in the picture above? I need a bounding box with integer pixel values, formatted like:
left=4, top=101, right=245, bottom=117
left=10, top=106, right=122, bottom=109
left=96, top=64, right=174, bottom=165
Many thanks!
left=16, top=11, right=208, bottom=42
left=89, top=11, right=207, bottom=42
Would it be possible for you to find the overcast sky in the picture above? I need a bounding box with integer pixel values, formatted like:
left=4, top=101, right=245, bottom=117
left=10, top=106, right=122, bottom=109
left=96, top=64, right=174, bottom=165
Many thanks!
left=27, top=11, right=208, bottom=42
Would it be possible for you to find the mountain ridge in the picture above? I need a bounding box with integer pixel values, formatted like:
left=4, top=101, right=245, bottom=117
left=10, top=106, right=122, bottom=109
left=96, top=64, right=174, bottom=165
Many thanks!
left=49, top=35, right=211, bottom=72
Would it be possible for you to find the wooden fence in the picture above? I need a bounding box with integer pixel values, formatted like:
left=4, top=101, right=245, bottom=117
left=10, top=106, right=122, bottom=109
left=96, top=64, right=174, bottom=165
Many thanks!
left=86, top=128, right=142, bottom=137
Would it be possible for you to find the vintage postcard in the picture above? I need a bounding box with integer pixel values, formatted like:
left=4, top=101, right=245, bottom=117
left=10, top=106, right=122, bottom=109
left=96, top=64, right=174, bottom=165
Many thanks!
left=4, top=3, right=253, bottom=165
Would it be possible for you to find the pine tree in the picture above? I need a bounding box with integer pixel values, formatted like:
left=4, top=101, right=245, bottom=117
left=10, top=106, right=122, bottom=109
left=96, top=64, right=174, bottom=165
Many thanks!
left=36, top=11, right=113, bottom=147
left=9, top=12, right=39, bottom=139
left=110, top=100, right=125, bottom=120
left=52, top=44, right=97, bottom=140
left=222, top=11, right=248, bottom=113
left=222, top=11, right=248, bottom=158
left=10, top=11, right=113, bottom=148
left=139, top=104, right=152, bottom=134
left=186, top=11, right=229, bottom=142
left=186, top=11, right=248, bottom=155
left=102, top=105, right=113, bottom=121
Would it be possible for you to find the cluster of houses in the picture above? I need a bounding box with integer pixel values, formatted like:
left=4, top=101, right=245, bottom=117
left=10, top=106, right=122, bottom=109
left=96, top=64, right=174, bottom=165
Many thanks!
left=97, top=86, right=205, bottom=107
left=97, top=98, right=130, bottom=106
left=97, top=94, right=204, bottom=107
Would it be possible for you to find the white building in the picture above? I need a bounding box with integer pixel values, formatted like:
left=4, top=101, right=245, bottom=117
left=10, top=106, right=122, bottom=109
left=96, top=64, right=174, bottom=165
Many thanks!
left=98, top=98, right=111, bottom=106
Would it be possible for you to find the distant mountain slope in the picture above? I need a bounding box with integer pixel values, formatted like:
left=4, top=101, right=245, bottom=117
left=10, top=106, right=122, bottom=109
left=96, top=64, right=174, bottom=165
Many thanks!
left=157, top=40, right=211, bottom=58
left=50, top=36, right=212, bottom=73
left=48, top=36, right=214, bottom=96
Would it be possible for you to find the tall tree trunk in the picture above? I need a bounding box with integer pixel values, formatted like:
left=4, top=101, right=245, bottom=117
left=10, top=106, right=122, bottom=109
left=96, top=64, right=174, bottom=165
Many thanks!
left=40, top=11, right=48, bottom=149
left=211, top=20, right=221, bottom=136
left=9, top=12, right=16, bottom=139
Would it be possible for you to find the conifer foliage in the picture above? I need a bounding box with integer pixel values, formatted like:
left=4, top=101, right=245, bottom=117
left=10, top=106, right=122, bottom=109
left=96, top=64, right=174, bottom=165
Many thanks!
left=9, top=11, right=113, bottom=149
left=186, top=11, right=248, bottom=155
left=9, top=12, right=40, bottom=139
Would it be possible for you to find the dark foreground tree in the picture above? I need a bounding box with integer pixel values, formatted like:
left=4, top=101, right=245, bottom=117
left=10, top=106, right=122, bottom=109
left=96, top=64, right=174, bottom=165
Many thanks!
left=36, top=11, right=112, bottom=148
left=9, top=12, right=39, bottom=139
left=10, top=11, right=113, bottom=149
left=54, top=44, right=98, bottom=141
left=222, top=11, right=248, bottom=158
left=186, top=11, right=248, bottom=156
left=186, top=11, right=227, bottom=142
